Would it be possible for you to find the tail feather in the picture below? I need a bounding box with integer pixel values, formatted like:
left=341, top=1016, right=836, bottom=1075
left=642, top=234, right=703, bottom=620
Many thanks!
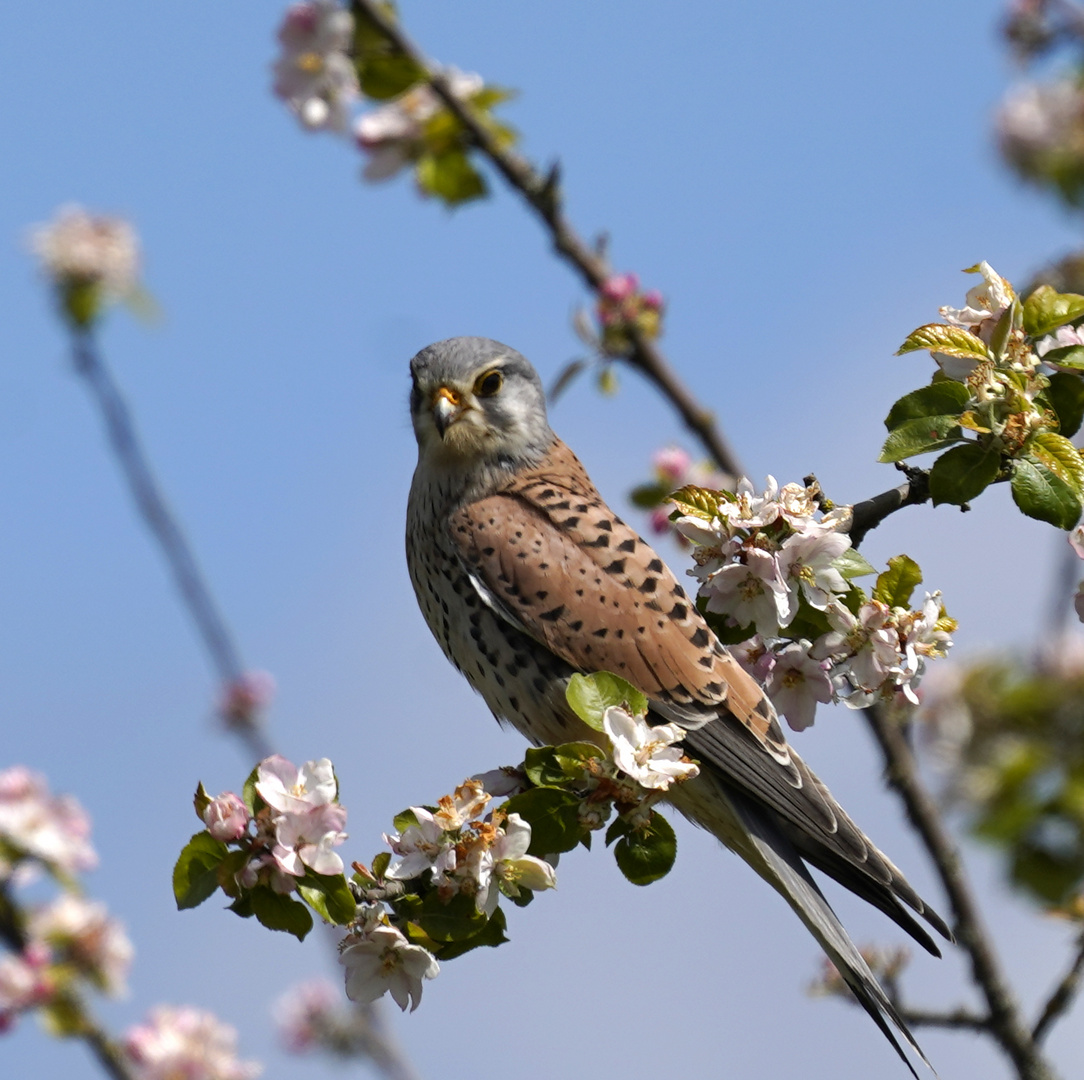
left=728, top=786, right=935, bottom=1078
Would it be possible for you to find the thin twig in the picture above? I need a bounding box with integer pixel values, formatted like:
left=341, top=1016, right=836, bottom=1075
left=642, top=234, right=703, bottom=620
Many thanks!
left=71, top=333, right=272, bottom=764
left=848, top=467, right=931, bottom=547
left=863, top=705, right=1056, bottom=1080
left=349, top=0, right=744, bottom=480
left=1033, top=929, right=1084, bottom=1044
left=896, top=1006, right=992, bottom=1032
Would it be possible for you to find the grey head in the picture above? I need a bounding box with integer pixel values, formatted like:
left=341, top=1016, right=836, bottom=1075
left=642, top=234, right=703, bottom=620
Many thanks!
left=409, top=337, right=554, bottom=472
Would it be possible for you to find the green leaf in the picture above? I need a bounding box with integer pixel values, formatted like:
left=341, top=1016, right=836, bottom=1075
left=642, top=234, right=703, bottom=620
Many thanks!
left=884, top=382, right=971, bottom=431
left=1046, top=372, right=1084, bottom=437
left=896, top=324, right=990, bottom=360
left=502, top=787, right=585, bottom=855
left=1022, top=285, right=1084, bottom=337
left=297, top=872, right=357, bottom=926
left=193, top=781, right=212, bottom=822
left=393, top=808, right=421, bottom=833
left=173, top=832, right=227, bottom=910
left=702, top=610, right=757, bottom=645
left=417, top=890, right=487, bottom=942
left=436, top=907, right=509, bottom=960
left=216, top=849, right=250, bottom=899
left=1042, top=345, right=1084, bottom=371
left=988, top=301, right=1019, bottom=361
left=251, top=887, right=314, bottom=940
left=40, top=994, right=86, bottom=1037
left=629, top=480, right=671, bottom=510
left=415, top=149, right=487, bottom=206
left=523, top=742, right=601, bottom=787
left=242, top=765, right=262, bottom=817
left=611, top=811, right=677, bottom=886
left=873, top=555, right=923, bottom=609
left=227, top=894, right=254, bottom=918
left=566, top=671, right=649, bottom=730
left=878, top=416, right=963, bottom=463
left=1011, top=458, right=1083, bottom=530
left=371, top=851, right=391, bottom=880
left=1028, top=431, right=1084, bottom=495
left=832, top=549, right=877, bottom=580
left=357, top=54, right=426, bottom=100
left=928, top=441, right=1002, bottom=506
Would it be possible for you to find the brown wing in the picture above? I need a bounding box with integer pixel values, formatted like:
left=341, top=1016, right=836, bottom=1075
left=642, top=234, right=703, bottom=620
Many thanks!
left=450, top=438, right=950, bottom=948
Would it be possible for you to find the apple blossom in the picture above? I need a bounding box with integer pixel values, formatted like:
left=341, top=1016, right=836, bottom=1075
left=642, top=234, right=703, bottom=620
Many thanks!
left=701, top=547, right=792, bottom=636
left=271, top=802, right=348, bottom=877
left=256, top=755, right=336, bottom=814
left=339, top=924, right=439, bottom=1012
left=383, top=807, right=456, bottom=881
left=765, top=642, right=835, bottom=731
left=602, top=707, right=699, bottom=791
left=0, top=952, right=51, bottom=1031
left=939, top=261, right=1015, bottom=332
left=203, top=793, right=250, bottom=843
left=272, top=0, right=358, bottom=133
left=431, top=779, right=490, bottom=831
left=475, top=813, right=556, bottom=915
left=777, top=528, right=851, bottom=613
left=28, top=894, right=133, bottom=996
left=123, top=1005, right=261, bottom=1080
left=29, top=205, right=139, bottom=297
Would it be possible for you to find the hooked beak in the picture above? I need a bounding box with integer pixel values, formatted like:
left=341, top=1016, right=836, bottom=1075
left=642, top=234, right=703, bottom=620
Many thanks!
left=431, top=385, right=463, bottom=438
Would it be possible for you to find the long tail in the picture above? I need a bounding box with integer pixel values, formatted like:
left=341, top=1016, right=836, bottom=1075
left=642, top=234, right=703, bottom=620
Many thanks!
left=728, top=786, right=934, bottom=1079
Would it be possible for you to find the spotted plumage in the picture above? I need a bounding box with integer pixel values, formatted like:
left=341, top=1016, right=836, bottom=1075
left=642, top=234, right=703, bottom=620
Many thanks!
left=405, top=337, right=949, bottom=1075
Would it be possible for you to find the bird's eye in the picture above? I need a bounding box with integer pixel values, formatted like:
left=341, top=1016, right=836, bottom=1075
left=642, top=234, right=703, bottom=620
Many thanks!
left=475, top=370, right=503, bottom=397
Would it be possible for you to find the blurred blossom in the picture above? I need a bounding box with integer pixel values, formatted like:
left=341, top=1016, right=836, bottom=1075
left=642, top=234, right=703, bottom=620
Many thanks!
left=354, top=70, right=484, bottom=180
left=28, top=894, right=133, bottom=996
left=593, top=272, right=665, bottom=355
left=202, top=792, right=250, bottom=843
left=997, top=76, right=1084, bottom=205
left=274, top=979, right=380, bottom=1058
left=809, top=945, right=911, bottom=1001
left=219, top=671, right=275, bottom=729
left=124, top=1006, right=261, bottom=1080
left=0, top=766, right=97, bottom=880
left=29, top=205, right=140, bottom=325
left=272, top=0, right=358, bottom=132
left=636, top=446, right=729, bottom=542
left=0, top=952, right=52, bottom=1031
left=340, top=924, right=439, bottom=1012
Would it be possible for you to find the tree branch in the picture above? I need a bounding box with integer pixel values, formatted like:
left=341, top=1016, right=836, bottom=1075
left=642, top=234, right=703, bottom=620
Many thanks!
left=1033, top=929, right=1084, bottom=1045
left=863, top=705, right=1056, bottom=1080
left=349, top=0, right=744, bottom=480
left=896, top=1006, right=992, bottom=1032
left=848, top=467, right=931, bottom=547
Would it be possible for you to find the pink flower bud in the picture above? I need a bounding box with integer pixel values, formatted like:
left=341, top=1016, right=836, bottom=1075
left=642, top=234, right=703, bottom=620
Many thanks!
left=204, top=793, right=250, bottom=842
left=219, top=671, right=276, bottom=728
left=599, top=273, right=638, bottom=302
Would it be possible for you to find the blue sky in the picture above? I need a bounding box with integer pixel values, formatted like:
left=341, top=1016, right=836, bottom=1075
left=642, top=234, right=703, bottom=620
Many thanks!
left=3, top=2, right=1083, bottom=1078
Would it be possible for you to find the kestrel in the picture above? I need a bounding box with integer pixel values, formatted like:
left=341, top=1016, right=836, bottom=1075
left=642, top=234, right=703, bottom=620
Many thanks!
left=406, top=337, right=949, bottom=1072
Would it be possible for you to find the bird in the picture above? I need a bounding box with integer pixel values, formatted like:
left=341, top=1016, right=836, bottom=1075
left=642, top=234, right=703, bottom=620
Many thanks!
left=405, top=336, right=950, bottom=1074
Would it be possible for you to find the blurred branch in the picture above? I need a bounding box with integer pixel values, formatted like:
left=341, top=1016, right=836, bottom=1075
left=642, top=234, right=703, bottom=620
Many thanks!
left=896, top=1005, right=992, bottom=1032
left=863, top=705, right=1056, bottom=1080
left=1033, top=929, right=1084, bottom=1044
left=0, top=884, right=136, bottom=1080
left=70, top=333, right=272, bottom=763
left=349, top=0, right=744, bottom=480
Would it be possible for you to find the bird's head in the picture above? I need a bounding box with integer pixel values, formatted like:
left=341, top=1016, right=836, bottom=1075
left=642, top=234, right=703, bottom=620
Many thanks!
left=409, top=337, right=554, bottom=468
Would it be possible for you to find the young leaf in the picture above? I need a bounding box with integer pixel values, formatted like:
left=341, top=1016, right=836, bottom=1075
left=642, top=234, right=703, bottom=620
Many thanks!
left=357, top=54, right=426, bottom=100
left=1022, top=285, right=1084, bottom=337
left=415, top=148, right=487, bottom=206
left=1011, top=458, right=1083, bottom=530
left=502, top=787, right=585, bottom=855
left=832, top=549, right=877, bottom=580
left=1027, top=431, right=1084, bottom=495
left=878, top=416, right=963, bottom=463
left=928, top=442, right=1001, bottom=506
left=193, top=782, right=212, bottom=822
left=566, top=672, right=648, bottom=730
left=611, top=811, right=677, bottom=886
left=251, top=887, right=313, bottom=941
left=371, top=851, right=391, bottom=880
left=884, top=382, right=971, bottom=430
left=873, top=555, right=923, bottom=609
left=895, top=324, right=990, bottom=360
left=1045, top=372, right=1084, bottom=437
left=1042, top=345, right=1084, bottom=371
left=241, top=765, right=263, bottom=817
left=667, top=484, right=728, bottom=521
left=173, top=832, right=228, bottom=910
left=297, top=872, right=357, bottom=926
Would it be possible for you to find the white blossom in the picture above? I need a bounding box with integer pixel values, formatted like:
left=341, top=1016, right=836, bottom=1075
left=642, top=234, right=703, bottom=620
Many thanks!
left=340, top=924, right=439, bottom=1012
left=602, top=707, right=698, bottom=791
left=765, top=642, right=834, bottom=731
left=701, top=547, right=791, bottom=636
left=1037, top=324, right=1084, bottom=358
left=475, top=813, right=556, bottom=915
left=272, top=803, right=348, bottom=877
left=939, top=261, right=1015, bottom=331
left=256, top=756, right=336, bottom=814
left=383, top=807, right=456, bottom=881
left=272, top=1, right=358, bottom=132
left=777, top=528, right=851, bottom=613
left=29, top=205, right=139, bottom=295
left=715, top=476, right=781, bottom=531
left=123, top=1005, right=261, bottom=1080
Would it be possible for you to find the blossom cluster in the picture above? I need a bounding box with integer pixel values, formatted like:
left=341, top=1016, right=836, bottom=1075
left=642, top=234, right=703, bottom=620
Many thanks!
left=672, top=480, right=955, bottom=729
left=631, top=445, right=730, bottom=542
left=124, top=1006, right=261, bottom=1080
left=270, top=2, right=504, bottom=204
left=593, top=273, right=665, bottom=355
